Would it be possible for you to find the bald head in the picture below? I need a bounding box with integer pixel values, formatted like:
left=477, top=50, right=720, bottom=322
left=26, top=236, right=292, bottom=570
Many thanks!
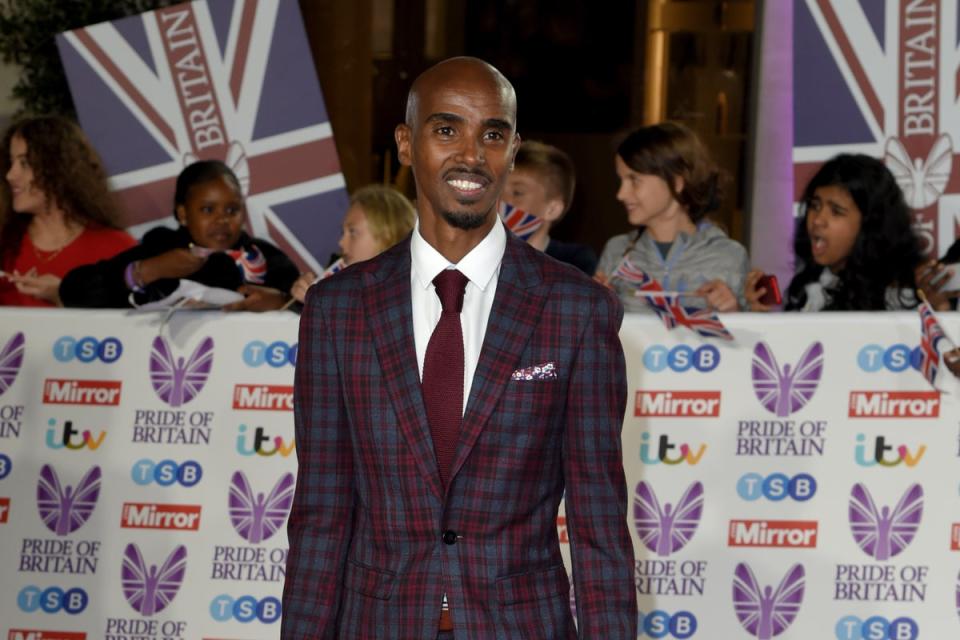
left=405, top=57, right=517, bottom=129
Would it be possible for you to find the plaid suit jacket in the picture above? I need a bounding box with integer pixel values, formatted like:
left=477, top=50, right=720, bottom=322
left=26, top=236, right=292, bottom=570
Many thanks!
left=282, top=232, right=636, bottom=639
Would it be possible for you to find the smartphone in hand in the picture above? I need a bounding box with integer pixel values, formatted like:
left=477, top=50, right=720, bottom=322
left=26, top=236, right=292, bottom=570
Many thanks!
left=755, top=274, right=782, bottom=306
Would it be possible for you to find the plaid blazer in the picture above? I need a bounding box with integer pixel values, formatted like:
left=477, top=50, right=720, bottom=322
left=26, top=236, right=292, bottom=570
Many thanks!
left=282, top=233, right=636, bottom=639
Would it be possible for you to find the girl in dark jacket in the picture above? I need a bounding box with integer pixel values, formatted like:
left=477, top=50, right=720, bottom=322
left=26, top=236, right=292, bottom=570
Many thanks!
left=60, top=160, right=298, bottom=310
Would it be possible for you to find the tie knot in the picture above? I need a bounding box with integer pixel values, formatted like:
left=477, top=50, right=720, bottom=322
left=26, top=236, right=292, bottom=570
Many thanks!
left=433, top=269, right=469, bottom=313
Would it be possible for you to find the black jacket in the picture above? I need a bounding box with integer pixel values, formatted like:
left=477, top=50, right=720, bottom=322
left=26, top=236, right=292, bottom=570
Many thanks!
left=60, top=226, right=299, bottom=308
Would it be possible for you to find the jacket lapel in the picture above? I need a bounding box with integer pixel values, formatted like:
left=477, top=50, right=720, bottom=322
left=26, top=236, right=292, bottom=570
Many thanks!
left=448, top=235, right=549, bottom=484
left=362, top=240, right=444, bottom=501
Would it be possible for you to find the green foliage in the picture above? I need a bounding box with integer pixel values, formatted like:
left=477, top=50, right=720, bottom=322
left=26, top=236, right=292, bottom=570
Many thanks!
left=0, top=0, right=178, bottom=116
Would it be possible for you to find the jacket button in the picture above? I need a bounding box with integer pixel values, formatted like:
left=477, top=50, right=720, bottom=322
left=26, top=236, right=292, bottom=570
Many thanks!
left=442, top=530, right=458, bottom=545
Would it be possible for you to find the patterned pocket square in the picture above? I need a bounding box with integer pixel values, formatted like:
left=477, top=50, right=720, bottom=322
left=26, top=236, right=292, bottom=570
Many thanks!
left=511, top=362, right=557, bottom=381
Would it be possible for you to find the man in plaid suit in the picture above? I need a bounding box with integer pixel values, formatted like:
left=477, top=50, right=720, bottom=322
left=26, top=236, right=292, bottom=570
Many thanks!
left=282, top=57, right=636, bottom=639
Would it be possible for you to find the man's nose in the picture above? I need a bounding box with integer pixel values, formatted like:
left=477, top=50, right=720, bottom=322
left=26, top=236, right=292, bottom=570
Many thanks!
left=456, top=136, right=484, bottom=165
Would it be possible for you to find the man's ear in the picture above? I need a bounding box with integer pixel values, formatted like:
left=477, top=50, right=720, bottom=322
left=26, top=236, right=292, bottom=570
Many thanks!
left=175, top=204, right=187, bottom=226
left=395, top=124, right=412, bottom=167
left=508, top=132, right=522, bottom=171
left=541, top=199, right=564, bottom=223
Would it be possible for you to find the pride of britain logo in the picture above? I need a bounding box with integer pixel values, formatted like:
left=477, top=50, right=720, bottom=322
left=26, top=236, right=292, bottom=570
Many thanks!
left=121, top=543, right=187, bottom=616
left=37, top=464, right=101, bottom=536
left=634, top=481, right=704, bottom=557
left=228, top=471, right=294, bottom=544
left=849, top=483, right=923, bottom=561
left=0, top=331, right=25, bottom=397
left=732, top=563, right=805, bottom=639
left=751, top=341, right=823, bottom=417
left=149, top=337, right=213, bottom=407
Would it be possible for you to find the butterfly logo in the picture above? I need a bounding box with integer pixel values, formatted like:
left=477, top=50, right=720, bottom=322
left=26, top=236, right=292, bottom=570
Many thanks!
left=228, top=470, right=295, bottom=544
left=733, top=563, right=805, bottom=639
left=0, top=331, right=25, bottom=397
left=849, top=483, right=923, bottom=561
left=633, top=480, right=703, bottom=557
left=121, top=543, right=187, bottom=617
left=751, top=341, right=823, bottom=417
left=149, top=336, right=214, bottom=407
left=884, top=134, right=953, bottom=210
left=36, top=464, right=101, bottom=536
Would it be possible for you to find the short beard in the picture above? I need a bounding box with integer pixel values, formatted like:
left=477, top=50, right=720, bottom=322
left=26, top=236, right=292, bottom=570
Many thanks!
left=440, top=209, right=488, bottom=230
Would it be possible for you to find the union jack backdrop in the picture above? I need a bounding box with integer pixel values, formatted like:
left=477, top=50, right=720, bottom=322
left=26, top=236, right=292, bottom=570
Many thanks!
left=793, top=0, right=960, bottom=257
left=56, top=0, right=349, bottom=273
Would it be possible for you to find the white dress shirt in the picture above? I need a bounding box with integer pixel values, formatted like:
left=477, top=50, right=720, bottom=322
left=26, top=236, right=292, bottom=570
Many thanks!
left=410, top=218, right=506, bottom=410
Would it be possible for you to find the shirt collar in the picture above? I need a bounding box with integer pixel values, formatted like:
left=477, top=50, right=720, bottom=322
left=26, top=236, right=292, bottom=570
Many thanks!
left=411, top=216, right=506, bottom=291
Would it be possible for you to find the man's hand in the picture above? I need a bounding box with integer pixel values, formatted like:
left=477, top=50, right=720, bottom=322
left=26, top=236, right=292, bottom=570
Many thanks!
left=223, top=284, right=291, bottom=311
left=695, top=279, right=739, bottom=312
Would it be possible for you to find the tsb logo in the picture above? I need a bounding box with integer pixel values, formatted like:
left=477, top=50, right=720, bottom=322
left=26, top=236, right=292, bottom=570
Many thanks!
left=17, top=586, right=88, bottom=614
left=637, top=610, right=697, bottom=638
left=131, top=459, right=202, bottom=487
left=857, top=344, right=921, bottom=372
left=0, top=452, right=11, bottom=479
left=52, top=336, right=123, bottom=364
left=835, top=615, right=918, bottom=640
left=643, top=344, right=719, bottom=373
left=737, top=473, right=816, bottom=502
left=210, top=594, right=282, bottom=623
left=242, top=341, right=297, bottom=367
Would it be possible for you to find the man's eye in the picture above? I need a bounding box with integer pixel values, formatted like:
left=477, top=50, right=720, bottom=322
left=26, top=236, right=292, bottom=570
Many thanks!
left=485, top=130, right=504, bottom=141
left=436, top=126, right=454, bottom=136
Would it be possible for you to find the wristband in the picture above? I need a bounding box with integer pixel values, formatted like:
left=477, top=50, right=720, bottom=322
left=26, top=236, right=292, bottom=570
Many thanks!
left=124, top=261, right=145, bottom=293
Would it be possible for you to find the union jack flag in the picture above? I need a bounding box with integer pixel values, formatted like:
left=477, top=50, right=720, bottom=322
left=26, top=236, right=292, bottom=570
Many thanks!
left=611, top=256, right=656, bottom=289
left=499, top=202, right=543, bottom=241
left=612, top=257, right=734, bottom=341
left=56, top=0, right=349, bottom=274
left=225, top=245, right=266, bottom=283
left=644, top=295, right=735, bottom=342
left=793, top=0, right=960, bottom=257
left=917, top=300, right=955, bottom=387
left=320, top=256, right=345, bottom=280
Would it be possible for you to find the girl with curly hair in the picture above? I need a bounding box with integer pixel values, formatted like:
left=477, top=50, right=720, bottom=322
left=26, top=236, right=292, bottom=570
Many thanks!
left=0, top=115, right=135, bottom=306
left=746, top=154, right=923, bottom=311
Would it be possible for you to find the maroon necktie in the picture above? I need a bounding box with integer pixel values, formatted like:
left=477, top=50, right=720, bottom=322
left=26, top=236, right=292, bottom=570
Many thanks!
left=422, top=269, right=469, bottom=486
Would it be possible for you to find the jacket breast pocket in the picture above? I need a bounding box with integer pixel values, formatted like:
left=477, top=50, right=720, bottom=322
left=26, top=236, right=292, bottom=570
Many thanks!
left=344, top=559, right=397, bottom=600
left=496, top=564, right=570, bottom=605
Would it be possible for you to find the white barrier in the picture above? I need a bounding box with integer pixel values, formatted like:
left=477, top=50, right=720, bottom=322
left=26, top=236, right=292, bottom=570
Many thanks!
left=1, top=310, right=959, bottom=639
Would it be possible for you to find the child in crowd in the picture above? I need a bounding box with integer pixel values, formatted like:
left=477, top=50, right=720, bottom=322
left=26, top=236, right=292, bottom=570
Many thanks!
left=595, top=122, right=748, bottom=312
left=289, top=184, right=416, bottom=303
left=745, top=154, right=922, bottom=311
left=59, top=160, right=298, bottom=310
left=0, top=116, right=135, bottom=306
left=502, top=140, right=596, bottom=274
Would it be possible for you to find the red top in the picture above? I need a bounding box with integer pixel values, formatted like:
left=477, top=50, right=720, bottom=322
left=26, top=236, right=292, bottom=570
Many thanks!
left=0, top=225, right=136, bottom=307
